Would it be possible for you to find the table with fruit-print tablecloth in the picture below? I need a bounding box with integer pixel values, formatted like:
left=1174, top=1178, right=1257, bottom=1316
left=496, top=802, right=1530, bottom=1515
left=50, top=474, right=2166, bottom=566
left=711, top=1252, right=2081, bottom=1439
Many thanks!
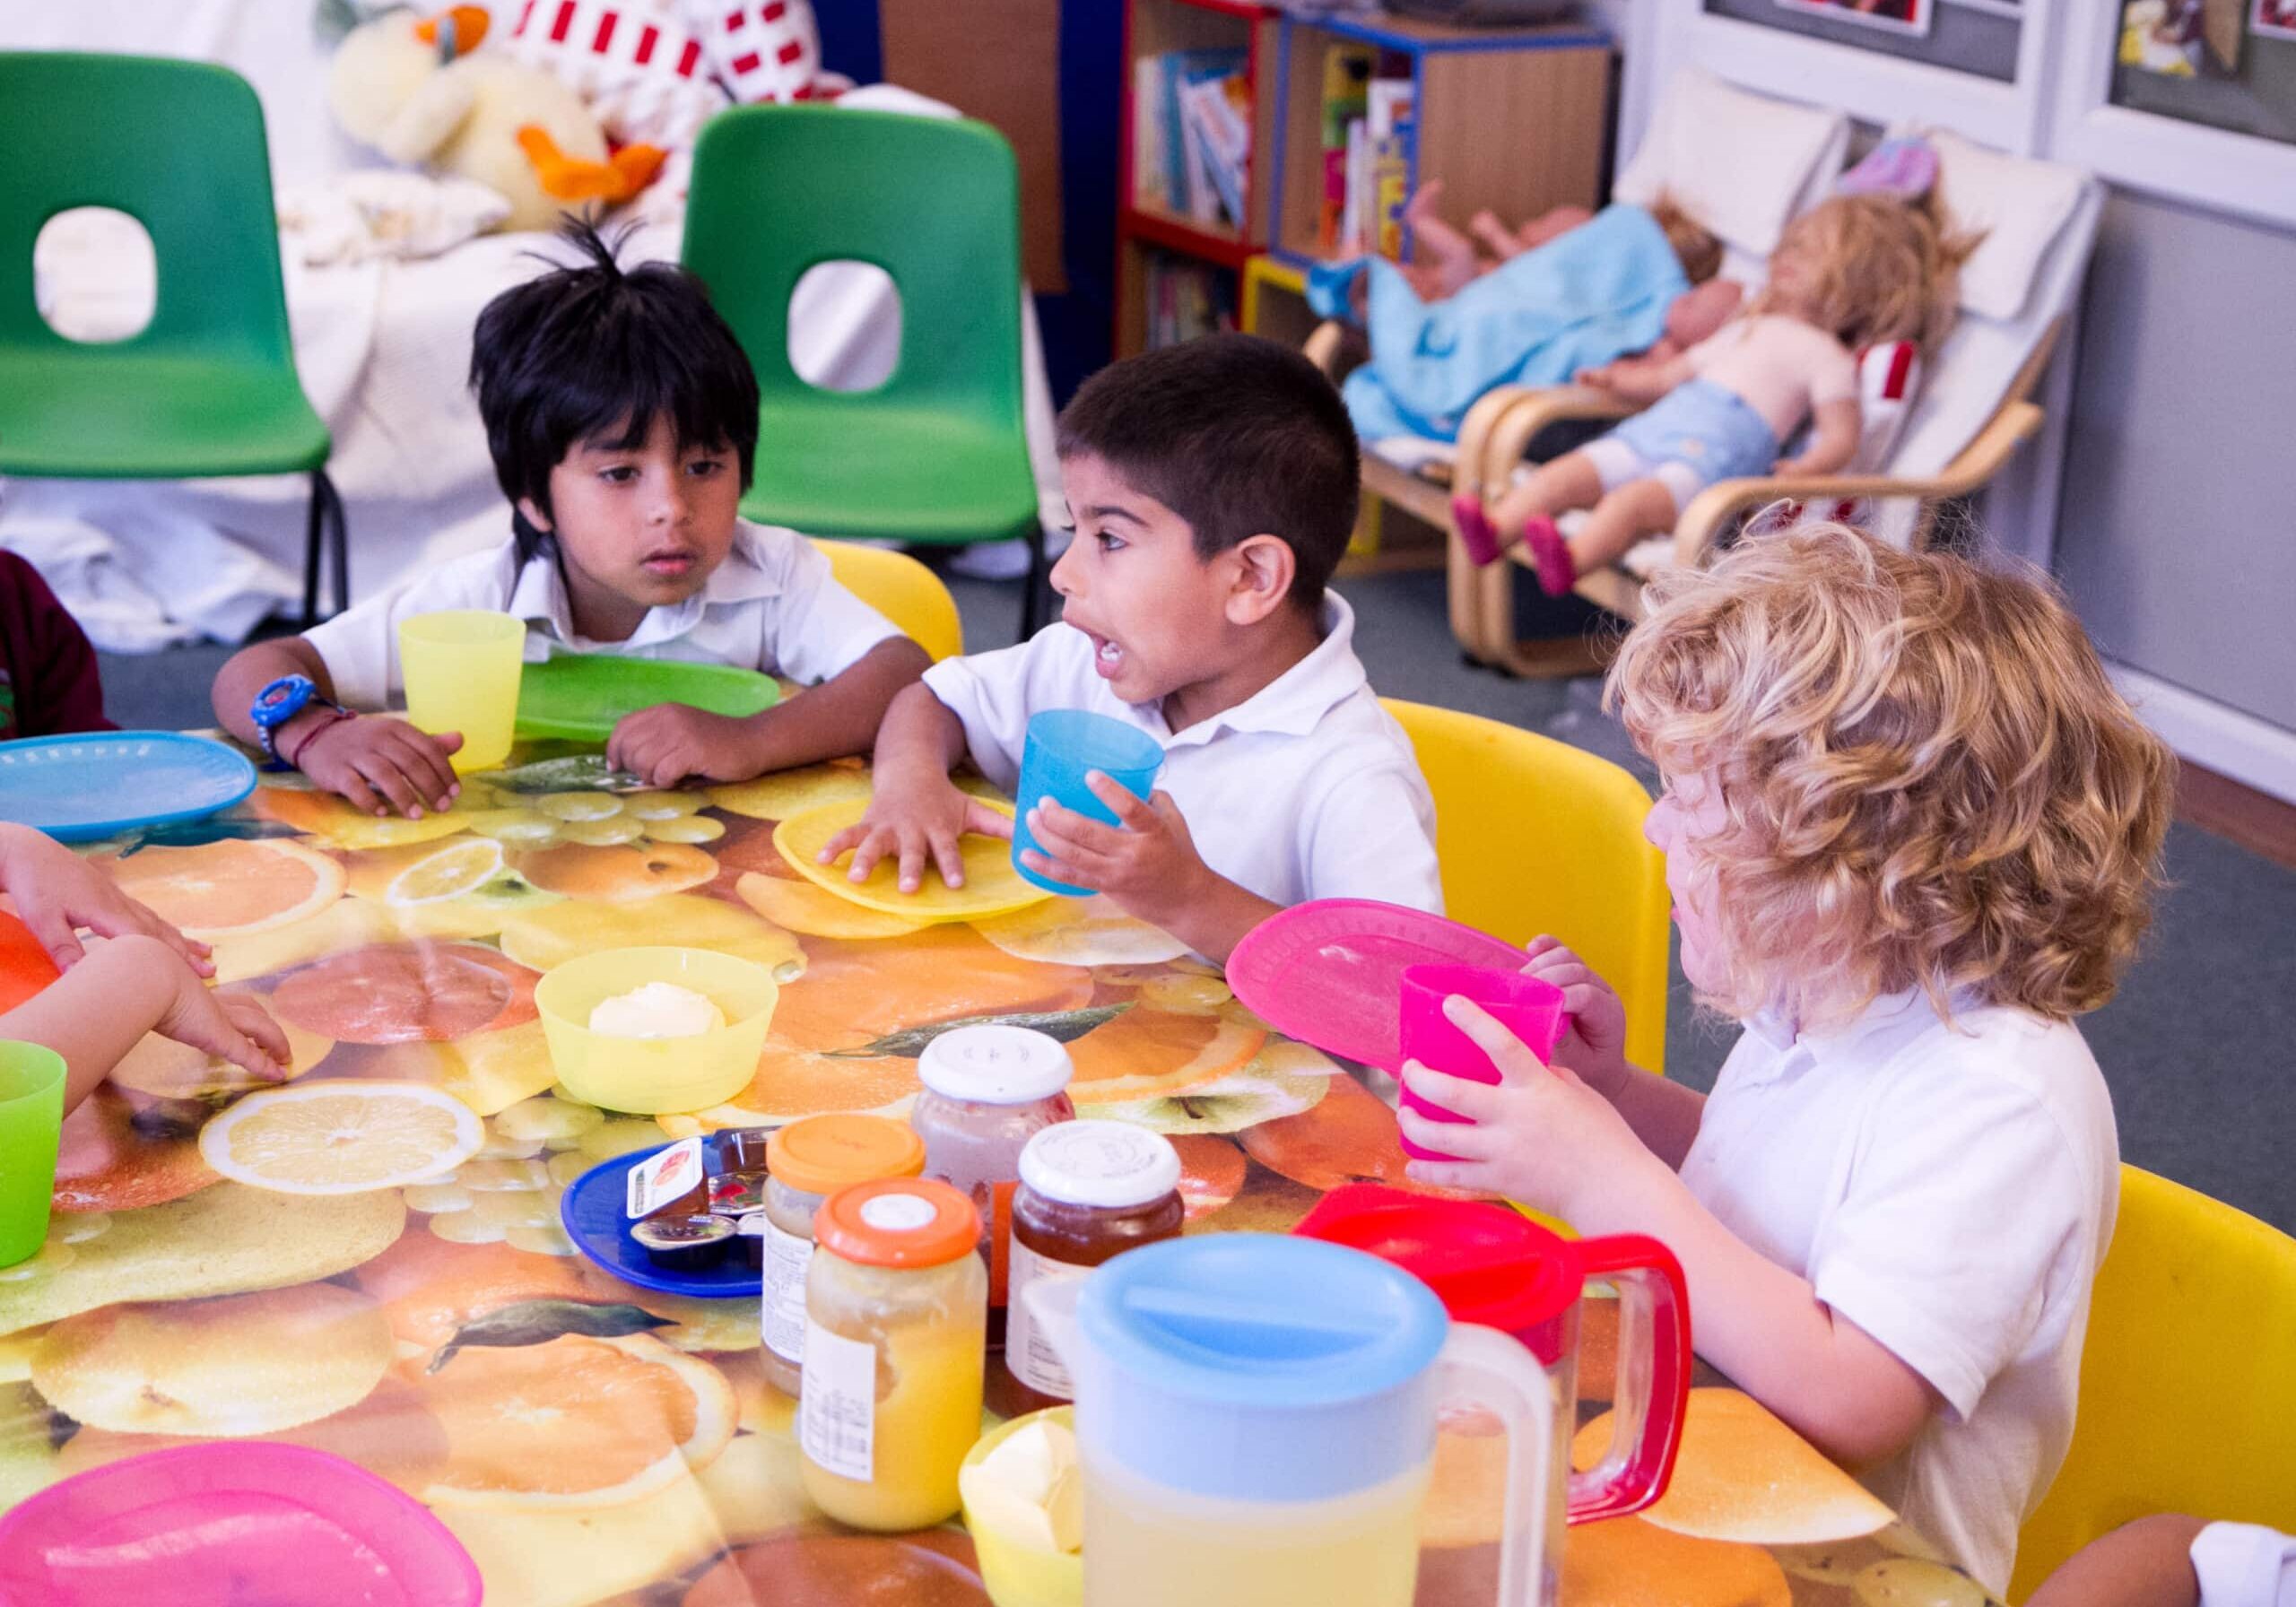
left=0, top=743, right=2005, bottom=1607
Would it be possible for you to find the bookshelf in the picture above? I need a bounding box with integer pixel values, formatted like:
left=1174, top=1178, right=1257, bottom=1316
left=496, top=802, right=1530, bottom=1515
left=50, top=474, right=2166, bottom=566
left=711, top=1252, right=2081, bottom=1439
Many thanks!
left=1265, top=12, right=1613, bottom=267
left=1117, top=0, right=1282, bottom=357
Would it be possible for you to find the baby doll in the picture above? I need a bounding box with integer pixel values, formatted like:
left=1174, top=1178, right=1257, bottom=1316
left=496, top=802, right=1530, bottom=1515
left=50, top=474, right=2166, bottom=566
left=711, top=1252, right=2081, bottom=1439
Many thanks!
left=1451, top=192, right=1967, bottom=595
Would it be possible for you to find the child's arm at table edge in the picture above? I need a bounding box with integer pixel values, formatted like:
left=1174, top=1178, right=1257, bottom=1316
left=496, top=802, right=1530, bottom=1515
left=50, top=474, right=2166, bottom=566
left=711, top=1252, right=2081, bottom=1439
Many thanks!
left=211, top=636, right=337, bottom=752
left=211, top=638, right=463, bottom=817
left=1577, top=1162, right=1944, bottom=1472
left=0, top=934, right=288, bottom=1116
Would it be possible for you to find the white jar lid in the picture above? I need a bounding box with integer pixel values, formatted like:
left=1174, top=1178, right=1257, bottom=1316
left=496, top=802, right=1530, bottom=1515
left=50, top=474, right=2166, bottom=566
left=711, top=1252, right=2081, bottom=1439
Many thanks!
left=918, top=1024, right=1074, bottom=1105
left=1019, top=1120, right=1181, bottom=1210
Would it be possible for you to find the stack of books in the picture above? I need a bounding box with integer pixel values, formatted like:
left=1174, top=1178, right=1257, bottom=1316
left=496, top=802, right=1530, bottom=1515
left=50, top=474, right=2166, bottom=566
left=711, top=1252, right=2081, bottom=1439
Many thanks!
left=1142, top=251, right=1239, bottom=348
left=1131, top=48, right=1253, bottom=230
left=1317, top=48, right=1414, bottom=258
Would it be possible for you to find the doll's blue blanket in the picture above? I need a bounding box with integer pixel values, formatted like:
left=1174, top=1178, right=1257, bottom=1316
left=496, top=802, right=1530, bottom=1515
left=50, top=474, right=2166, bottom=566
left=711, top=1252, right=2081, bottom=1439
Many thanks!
left=1308, top=203, right=1691, bottom=444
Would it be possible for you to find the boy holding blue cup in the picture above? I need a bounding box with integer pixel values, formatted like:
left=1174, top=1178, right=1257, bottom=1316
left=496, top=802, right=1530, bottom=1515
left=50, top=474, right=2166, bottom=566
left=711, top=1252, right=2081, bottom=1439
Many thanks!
left=824, top=335, right=1440, bottom=963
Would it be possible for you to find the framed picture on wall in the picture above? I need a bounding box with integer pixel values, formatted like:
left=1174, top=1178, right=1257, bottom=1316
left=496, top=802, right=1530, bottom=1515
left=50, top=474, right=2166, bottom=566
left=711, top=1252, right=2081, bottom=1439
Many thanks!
left=1772, top=0, right=1935, bottom=36
left=2253, top=0, right=2296, bottom=42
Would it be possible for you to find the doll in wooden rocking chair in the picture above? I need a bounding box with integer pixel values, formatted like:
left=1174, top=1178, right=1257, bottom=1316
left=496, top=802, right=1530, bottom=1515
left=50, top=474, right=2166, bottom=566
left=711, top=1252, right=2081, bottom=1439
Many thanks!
left=1451, top=190, right=1970, bottom=595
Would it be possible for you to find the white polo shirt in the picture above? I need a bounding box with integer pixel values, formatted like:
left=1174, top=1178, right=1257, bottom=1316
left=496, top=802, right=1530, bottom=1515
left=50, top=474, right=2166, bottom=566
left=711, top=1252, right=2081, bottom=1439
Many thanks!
left=920, top=593, right=1442, bottom=915
left=2195, top=1524, right=2296, bottom=1607
left=303, top=520, right=900, bottom=709
left=1680, top=991, right=2120, bottom=1596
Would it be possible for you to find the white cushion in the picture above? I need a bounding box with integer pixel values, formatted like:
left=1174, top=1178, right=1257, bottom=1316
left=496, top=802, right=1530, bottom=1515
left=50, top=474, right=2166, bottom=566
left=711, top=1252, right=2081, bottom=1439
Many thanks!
left=1923, top=129, right=2087, bottom=323
left=1616, top=68, right=1850, bottom=257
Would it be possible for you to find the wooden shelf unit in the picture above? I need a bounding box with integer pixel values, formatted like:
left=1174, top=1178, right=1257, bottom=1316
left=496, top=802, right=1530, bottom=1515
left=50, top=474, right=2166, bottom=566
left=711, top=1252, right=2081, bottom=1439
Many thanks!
left=1265, top=11, right=1611, bottom=268
left=1116, top=0, right=1281, bottom=357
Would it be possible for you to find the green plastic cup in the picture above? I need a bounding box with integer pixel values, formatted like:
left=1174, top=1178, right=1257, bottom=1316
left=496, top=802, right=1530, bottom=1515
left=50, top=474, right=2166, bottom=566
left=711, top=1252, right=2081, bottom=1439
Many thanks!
left=0, top=1043, right=65, bottom=1269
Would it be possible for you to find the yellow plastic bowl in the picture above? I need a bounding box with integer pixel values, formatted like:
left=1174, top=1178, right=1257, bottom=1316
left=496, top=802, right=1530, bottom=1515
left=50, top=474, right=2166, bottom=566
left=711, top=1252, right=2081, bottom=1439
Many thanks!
left=533, top=946, right=777, bottom=1115
left=961, top=1406, right=1083, bottom=1607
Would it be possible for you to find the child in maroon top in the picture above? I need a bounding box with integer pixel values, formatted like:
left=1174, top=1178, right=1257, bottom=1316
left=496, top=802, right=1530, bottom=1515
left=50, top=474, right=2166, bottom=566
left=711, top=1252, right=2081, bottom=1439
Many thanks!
left=0, top=552, right=112, bottom=742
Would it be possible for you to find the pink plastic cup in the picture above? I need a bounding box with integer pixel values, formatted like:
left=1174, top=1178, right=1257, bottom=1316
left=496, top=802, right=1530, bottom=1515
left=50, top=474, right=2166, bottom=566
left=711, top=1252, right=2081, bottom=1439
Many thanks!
left=1396, top=962, right=1567, bottom=1163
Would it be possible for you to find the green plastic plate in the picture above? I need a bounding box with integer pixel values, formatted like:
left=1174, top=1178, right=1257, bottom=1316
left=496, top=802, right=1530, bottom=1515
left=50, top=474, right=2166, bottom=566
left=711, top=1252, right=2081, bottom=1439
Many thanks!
left=514, top=654, right=780, bottom=743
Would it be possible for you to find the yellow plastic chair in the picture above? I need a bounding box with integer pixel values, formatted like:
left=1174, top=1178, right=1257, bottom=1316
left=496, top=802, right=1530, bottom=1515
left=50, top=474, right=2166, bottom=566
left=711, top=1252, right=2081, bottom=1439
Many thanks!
left=813, top=539, right=963, bottom=664
left=2010, top=1166, right=2296, bottom=1602
left=1381, top=699, right=1669, bottom=1074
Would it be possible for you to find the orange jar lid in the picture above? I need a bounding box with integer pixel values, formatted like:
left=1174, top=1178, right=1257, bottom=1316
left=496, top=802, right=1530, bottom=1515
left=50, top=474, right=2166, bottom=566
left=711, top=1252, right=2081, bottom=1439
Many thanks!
left=766, top=1114, right=925, bottom=1198
left=816, top=1178, right=979, bottom=1268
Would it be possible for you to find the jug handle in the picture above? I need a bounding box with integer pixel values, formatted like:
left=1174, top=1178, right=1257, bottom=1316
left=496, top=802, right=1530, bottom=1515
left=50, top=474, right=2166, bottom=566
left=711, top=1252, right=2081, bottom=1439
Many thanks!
left=1565, top=1235, right=1692, bottom=1524
left=1438, top=1323, right=1558, bottom=1607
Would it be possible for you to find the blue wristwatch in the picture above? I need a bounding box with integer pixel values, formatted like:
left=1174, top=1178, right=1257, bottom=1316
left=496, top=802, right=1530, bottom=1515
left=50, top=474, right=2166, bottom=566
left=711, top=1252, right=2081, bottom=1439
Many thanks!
left=250, top=674, right=345, bottom=769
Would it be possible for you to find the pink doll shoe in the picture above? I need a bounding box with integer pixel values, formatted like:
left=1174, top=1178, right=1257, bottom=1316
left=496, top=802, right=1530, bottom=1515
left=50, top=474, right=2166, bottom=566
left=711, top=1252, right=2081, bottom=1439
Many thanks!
left=1837, top=136, right=1938, bottom=202
left=1451, top=493, right=1507, bottom=568
left=1522, top=517, right=1577, bottom=597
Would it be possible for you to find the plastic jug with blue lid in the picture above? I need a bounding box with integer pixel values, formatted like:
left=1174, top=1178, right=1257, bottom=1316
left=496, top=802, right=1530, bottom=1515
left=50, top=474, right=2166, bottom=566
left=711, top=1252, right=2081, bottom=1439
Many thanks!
left=1022, top=1233, right=1557, bottom=1607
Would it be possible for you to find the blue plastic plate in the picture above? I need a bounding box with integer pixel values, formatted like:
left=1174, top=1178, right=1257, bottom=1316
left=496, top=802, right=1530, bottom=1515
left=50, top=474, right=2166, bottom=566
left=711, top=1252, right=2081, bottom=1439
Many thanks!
left=561, top=1140, right=762, bottom=1299
left=0, top=731, right=257, bottom=844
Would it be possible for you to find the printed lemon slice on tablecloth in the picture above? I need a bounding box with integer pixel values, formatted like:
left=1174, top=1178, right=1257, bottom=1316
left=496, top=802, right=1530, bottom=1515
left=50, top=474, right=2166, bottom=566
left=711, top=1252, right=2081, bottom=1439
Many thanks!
left=774, top=796, right=1051, bottom=923
left=971, top=892, right=1190, bottom=967
left=199, top=1081, right=485, bottom=1195
left=95, top=838, right=345, bottom=942
left=345, top=837, right=506, bottom=907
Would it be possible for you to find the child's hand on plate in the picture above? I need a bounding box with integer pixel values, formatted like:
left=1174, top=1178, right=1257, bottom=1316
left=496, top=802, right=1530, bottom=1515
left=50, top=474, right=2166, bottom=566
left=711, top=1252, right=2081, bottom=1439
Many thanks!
left=295, top=715, right=463, bottom=820
left=1518, top=934, right=1631, bottom=1100
left=0, top=823, right=213, bottom=975
left=1017, top=773, right=1206, bottom=924
left=819, top=777, right=1013, bottom=894
left=1397, top=992, right=1665, bottom=1220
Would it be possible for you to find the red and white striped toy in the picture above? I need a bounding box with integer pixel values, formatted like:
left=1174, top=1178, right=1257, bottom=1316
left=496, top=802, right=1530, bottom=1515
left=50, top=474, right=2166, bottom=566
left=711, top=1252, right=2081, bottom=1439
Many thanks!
left=500, top=0, right=822, bottom=152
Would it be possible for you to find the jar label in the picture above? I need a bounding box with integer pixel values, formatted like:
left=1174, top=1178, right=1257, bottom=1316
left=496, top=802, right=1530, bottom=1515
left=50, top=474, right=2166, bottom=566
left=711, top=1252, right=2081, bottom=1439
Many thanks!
left=798, top=1319, right=876, bottom=1482
left=1004, top=1236, right=1087, bottom=1399
left=761, top=1220, right=813, bottom=1364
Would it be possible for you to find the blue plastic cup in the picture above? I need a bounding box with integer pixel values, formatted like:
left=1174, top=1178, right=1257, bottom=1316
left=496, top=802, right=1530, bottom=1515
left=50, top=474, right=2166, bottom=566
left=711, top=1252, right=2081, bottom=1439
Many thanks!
left=1011, top=710, right=1165, bottom=896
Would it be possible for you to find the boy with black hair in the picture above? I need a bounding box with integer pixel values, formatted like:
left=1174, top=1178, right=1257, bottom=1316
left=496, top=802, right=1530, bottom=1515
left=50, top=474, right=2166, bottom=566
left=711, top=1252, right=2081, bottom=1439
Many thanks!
left=828, top=334, right=1439, bottom=963
left=213, top=221, right=926, bottom=812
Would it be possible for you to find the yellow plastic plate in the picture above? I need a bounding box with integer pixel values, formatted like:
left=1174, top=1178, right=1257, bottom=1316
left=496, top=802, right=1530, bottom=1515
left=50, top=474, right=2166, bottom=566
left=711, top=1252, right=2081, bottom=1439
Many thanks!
left=772, top=796, right=1055, bottom=924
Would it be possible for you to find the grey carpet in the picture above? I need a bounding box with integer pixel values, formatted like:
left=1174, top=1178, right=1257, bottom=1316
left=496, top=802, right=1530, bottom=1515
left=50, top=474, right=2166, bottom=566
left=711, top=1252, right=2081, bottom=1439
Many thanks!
left=100, top=564, right=2295, bottom=1230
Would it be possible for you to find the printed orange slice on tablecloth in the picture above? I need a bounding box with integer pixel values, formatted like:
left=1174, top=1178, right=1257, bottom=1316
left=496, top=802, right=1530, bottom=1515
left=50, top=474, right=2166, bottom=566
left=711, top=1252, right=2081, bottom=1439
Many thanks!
left=658, top=1045, right=925, bottom=1134
left=1557, top=1515, right=1791, bottom=1607
left=1237, top=1070, right=1468, bottom=1197
left=354, top=1231, right=631, bottom=1352
left=1170, top=1134, right=1248, bottom=1221
left=94, top=837, right=344, bottom=942
left=497, top=893, right=804, bottom=977
left=270, top=942, right=538, bottom=1043
left=513, top=841, right=717, bottom=903
left=414, top=1331, right=737, bottom=1511
left=735, top=870, right=932, bottom=941
left=767, top=926, right=1093, bottom=1053
left=1064, top=1009, right=1265, bottom=1103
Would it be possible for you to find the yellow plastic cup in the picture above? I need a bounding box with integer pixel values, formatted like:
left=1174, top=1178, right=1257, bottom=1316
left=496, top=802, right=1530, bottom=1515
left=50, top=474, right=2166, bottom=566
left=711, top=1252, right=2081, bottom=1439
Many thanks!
left=397, top=610, right=526, bottom=773
left=961, top=1407, right=1084, bottom=1607
left=534, top=947, right=778, bottom=1115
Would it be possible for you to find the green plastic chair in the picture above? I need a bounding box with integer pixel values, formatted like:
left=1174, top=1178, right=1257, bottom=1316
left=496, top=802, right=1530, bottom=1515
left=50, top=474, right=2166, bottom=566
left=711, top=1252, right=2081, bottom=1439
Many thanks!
left=0, top=53, right=345, bottom=622
left=683, top=106, right=1048, bottom=637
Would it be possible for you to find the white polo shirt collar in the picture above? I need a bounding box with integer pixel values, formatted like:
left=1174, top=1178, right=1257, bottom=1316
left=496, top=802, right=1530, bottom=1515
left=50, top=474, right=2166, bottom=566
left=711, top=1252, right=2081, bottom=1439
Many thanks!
left=1149, top=594, right=1370, bottom=748
left=507, top=542, right=787, bottom=657
left=1736, top=987, right=1935, bottom=1087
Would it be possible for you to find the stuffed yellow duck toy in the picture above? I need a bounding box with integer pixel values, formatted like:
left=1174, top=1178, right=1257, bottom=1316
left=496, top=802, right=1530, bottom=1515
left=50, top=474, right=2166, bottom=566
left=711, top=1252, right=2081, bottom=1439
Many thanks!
left=328, top=6, right=665, bottom=232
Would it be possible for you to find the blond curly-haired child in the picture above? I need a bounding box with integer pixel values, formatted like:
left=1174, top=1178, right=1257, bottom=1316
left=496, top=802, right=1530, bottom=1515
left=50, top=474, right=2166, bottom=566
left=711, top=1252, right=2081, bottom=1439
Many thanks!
left=1400, top=526, right=2172, bottom=1595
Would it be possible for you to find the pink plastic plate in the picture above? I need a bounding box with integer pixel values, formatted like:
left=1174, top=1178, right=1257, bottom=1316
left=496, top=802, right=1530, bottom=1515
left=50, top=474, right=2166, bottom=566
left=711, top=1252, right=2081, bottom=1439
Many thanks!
left=0, top=1442, right=483, bottom=1607
left=1226, top=899, right=1528, bottom=1071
